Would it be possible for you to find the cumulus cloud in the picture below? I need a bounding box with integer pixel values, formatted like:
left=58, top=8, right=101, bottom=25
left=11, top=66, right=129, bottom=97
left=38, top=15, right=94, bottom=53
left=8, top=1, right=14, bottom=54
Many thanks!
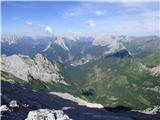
left=86, top=20, right=96, bottom=28
left=45, top=26, right=53, bottom=34
left=26, top=21, right=32, bottom=26
left=39, top=24, right=54, bottom=34
left=95, top=10, right=104, bottom=16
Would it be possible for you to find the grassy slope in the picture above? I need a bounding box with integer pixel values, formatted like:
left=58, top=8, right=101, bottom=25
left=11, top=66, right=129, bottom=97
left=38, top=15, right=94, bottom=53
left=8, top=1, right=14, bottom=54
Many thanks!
left=1, top=71, right=69, bottom=92
left=62, top=55, right=160, bottom=110
left=1, top=51, right=160, bottom=110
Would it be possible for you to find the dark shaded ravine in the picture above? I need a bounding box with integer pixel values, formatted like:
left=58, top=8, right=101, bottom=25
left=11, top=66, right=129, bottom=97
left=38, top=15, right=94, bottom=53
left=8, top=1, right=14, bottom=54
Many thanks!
left=1, top=80, right=160, bottom=120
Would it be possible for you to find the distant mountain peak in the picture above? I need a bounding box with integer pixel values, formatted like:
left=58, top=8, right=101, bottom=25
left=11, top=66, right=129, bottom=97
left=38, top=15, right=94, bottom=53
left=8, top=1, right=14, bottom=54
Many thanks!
left=54, top=37, right=70, bottom=51
left=92, top=33, right=125, bottom=53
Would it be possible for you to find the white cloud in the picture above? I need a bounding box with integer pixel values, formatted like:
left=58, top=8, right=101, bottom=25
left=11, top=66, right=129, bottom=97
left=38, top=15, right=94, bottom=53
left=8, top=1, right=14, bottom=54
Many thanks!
left=86, top=20, right=96, bottom=28
left=117, top=0, right=157, bottom=2
left=95, top=10, right=104, bottom=16
left=26, top=21, right=32, bottom=26
left=84, top=0, right=157, bottom=2
left=97, top=10, right=159, bottom=35
left=38, top=24, right=54, bottom=34
left=94, top=0, right=158, bottom=7
left=45, top=26, right=53, bottom=34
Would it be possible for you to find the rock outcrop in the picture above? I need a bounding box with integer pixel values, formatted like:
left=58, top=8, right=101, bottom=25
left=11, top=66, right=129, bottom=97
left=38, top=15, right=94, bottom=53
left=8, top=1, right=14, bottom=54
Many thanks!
left=9, top=100, right=19, bottom=108
left=25, top=109, right=71, bottom=120
left=138, top=106, right=160, bottom=114
left=140, top=64, right=160, bottom=77
left=1, top=54, right=68, bottom=85
left=0, top=105, right=9, bottom=112
left=150, top=66, right=160, bottom=77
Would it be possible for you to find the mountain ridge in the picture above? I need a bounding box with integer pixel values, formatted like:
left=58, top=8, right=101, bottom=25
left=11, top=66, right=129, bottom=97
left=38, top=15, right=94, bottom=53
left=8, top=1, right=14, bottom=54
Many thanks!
left=1, top=34, right=160, bottom=112
left=1, top=53, right=68, bottom=85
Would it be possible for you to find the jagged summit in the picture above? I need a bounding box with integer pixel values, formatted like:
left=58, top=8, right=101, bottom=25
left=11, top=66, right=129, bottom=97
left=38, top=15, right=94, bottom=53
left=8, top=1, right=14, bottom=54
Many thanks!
left=54, top=37, right=70, bottom=51
left=1, top=54, right=68, bottom=85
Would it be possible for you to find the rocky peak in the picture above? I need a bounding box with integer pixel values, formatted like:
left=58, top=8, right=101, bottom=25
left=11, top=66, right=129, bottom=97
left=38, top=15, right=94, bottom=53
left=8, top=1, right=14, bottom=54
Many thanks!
left=1, top=54, right=68, bottom=85
left=54, top=37, right=70, bottom=51
left=33, top=53, right=50, bottom=66
left=1, top=34, right=18, bottom=45
left=34, top=53, right=46, bottom=61
left=92, top=33, right=113, bottom=46
left=92, top=33, right=125, bottom=53
left=1, top=54, right=29, bottom=81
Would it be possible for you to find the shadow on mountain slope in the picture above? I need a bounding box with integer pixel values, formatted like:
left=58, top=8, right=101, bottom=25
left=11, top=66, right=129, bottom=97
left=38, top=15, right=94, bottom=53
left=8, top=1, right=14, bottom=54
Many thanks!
left=1, top=80, right=160, bottom=120
left=104, top=106, right=132, bottom=112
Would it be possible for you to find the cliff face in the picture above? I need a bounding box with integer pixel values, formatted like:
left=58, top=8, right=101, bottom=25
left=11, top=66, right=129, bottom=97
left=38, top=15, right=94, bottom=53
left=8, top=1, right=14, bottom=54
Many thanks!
left=1, top=54, right=68, bottom=85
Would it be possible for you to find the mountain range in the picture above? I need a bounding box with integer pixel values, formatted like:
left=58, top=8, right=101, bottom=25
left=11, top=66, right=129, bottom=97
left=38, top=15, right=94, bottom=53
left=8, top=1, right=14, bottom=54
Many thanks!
left=1, top=34, right=160, bottom=119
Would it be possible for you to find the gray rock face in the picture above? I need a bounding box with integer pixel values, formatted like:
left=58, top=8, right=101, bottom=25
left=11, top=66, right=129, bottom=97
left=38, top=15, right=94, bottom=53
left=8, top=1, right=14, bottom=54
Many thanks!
left=1, top=54, right=68, bottom=85
left=92, top=33, right=125, bottom=53
left=0, top=105, right=9, bottom=112
left=1, top=54, right=29, bottom=81
left=140, top=64, right=160, bottom=77
left=9, top=100, right=19, bottom=108
left=140, top=106, right=160, bottom=114
left=25, top=109, right=71, bottom=120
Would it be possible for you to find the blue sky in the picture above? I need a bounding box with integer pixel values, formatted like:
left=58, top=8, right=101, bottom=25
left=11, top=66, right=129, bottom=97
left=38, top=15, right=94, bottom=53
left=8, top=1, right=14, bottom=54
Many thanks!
left=2, top=1, right=160, bottom=36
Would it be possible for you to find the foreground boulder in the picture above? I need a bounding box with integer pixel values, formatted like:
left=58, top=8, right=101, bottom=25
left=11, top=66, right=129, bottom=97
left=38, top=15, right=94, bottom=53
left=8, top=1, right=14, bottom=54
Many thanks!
left=25, top=109, right=71, bottom=120
left=9, top=100, right=19, bottom=108
left=0, top=105, right=9, bottom=112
